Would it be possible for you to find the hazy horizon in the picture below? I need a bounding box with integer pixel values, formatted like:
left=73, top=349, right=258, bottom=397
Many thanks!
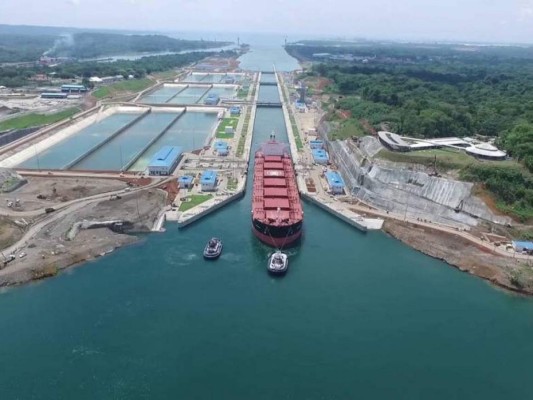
left=1, top=0, right=533, bottom=44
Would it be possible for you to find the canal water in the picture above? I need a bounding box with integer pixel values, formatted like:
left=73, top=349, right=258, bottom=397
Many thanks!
left=19, top=113, right=140, bottom=170
left=1, top=38, right=533, bottom=400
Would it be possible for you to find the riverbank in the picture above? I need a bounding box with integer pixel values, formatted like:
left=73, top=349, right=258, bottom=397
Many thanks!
left=280, top=65, right=533, bottom=295
left=383, top=219, right=532, bottom=295
left=0, top=188, right=166, bottom=287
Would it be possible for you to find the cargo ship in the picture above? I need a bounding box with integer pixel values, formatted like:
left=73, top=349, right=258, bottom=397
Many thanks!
left=252, top=134, right=303, bottom=248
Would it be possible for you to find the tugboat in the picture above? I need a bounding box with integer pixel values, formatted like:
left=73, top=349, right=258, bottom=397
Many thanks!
left=203, top=238, right=223, bottom=259
left=267, top=251, right=288, bottom=275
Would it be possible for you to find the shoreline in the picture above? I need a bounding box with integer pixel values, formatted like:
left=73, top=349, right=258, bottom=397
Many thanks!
left=279, top=53, right=533, bottom=296
left=382, top=219, right=531, bottom=296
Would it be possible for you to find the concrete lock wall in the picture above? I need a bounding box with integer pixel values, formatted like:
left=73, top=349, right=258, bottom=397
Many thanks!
left=328, top=138, right=511, bottom=228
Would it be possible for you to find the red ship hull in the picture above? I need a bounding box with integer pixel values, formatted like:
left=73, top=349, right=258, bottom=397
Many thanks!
left=251, top=138, right=304, bottom=248
left=252, top=227, right=302, bottom=248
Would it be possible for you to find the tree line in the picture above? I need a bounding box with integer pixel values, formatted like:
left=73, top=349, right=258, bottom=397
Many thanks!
left=0, top=50, right=237, bottom=88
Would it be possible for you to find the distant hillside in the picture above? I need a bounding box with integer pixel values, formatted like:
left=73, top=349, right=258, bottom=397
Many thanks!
left=48, top=32, right=231, bottom=59
left=0, top=25, right=231, bottom=63
left=0, top=24, right=152, bottom=36
left=0, top=34, right=56, bottom=63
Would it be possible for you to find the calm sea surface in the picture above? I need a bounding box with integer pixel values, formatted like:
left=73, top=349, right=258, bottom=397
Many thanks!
left=1, top=37, right=532, bottom=400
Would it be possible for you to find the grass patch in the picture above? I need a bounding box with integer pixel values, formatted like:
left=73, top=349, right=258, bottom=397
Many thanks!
left=227, top=177, right=238, bottom=190
left=375, top=148, right=519, bottom=172
left=92, top=78, right=153, bottom=99
left=151, top=70, right=178, bottom=80
left=0, top=107, right=80, bottom=131
left=237, top=87, right=249, bottom=99
left=178, top=194, right=213, bottom=212
left=279, top=77, right=304, bottom=151
left=237, top=109, right=251, bottom=157
left=216, top=117, right=238, bottom=138
left=330, top=119, right=365, bottom=140
left=376, top=148, right=532, bottom=222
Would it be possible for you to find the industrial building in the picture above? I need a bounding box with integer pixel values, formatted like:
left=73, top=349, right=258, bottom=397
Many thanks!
left=512, top=241, right=533, bottom=254
left=204, top=94, right=220, bottom=105
left=147, top=146, right=183, bottom=176
left=40, top=92, right=68, bottom=99
left=230, top=106, right=241, bottom=116
left=61, top=84, right=87, bottom=93
left=200, top=170, right=217, bottom=191
left=309, top=140, right=324, bottom=150
left=312, top=149, right=329, bottom=165
left=325, top=170, right=346, bottom=195
left=178, top=175, right=194, bottom=189
left=214, top=141, right=229, bottom=156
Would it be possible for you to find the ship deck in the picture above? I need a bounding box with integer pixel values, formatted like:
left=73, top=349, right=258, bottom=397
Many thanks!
left=252, top=152, right=303, bottom=225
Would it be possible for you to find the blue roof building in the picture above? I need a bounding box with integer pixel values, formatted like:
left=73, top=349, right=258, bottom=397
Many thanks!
left=204, top=93, right=220, bottom=105
left=230, top=106, right=241, bottom=115
left=512, top=241, right=533, bottom=253
left=325, top=170, right=345, bottom=194
left=215, top=141, right=229, bottom=156
left=41, top=92, right=68, bottom=99
left=61, top=84, right=87, bottom=93
left=309, top=140, right=324, bottom=149
left=200, top=170, right=217, bottom=191
left=148, top=146, right=182, bottom=176
left=312, top=149, right=329, bottom=165
left=178, top=175, right=194, bottom=189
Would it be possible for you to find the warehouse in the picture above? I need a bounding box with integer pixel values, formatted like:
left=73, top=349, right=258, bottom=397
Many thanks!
left=61, top=84, right=87, bottom=93
left=147, top=146, right=183, bottom=176
left=200, top=170, right=217, bottom=191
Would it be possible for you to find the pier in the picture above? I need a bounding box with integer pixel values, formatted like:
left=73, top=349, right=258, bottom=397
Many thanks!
left=173, top=72, right=260, bottom=227
left=275, top=71, right=384, bottom=232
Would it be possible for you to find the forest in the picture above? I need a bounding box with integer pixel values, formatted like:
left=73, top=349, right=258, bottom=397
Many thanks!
left=0, top=50, right=237, bottom=88
left=48, top=32, right=229, bottom=59
left=286, top=42, right=533, bottom=221
left=0, top=28, right=228, bottom=63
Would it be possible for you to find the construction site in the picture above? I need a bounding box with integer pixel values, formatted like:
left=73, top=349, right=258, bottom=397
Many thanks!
left=281, top=71, right=533, bottom=294
left=0, top=65, right=257, bottom=286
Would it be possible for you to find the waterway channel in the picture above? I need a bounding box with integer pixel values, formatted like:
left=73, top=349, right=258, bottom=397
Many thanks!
left=1, top=39, right=533, bottom=400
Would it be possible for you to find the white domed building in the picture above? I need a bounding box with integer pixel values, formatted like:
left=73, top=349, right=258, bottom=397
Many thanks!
left=465, top=143, right=507, bottom=160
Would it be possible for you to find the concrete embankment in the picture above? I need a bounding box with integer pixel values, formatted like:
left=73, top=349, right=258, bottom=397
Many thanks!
left=170, top=72, right=260, bottom=228
left=176, top=190, right=246, bottom=228
left=276, top=71, right=383, bottom=232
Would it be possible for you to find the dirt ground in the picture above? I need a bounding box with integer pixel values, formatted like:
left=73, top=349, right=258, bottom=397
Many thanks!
left=383, top=219, right=532, bottom=295
left=0, top=217, right=24, bottom=249
left=0, top=189, right=167, bottom=286
left=0, top=176, right=128, bottom=212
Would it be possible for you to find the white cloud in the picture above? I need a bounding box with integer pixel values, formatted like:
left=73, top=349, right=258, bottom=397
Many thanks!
left=66, top=0, right=80, bottom=5
left=518, top=0, right=533, bottom=20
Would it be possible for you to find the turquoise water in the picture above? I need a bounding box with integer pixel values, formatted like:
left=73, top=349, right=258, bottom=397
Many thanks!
left=167, top=86, right=211, bottom=105
left=2, top=40, right=533, bottom=400
left=139, top=86, right=185, bottom=104
left=18, top=113, right=140, bottom=170
left=129, top=111, right=217, bottom=171
left=258, top=84, right=282, bottom=103
left=73, top=113, right=181, bottom=171
left=200, top=86, right=236, bottom=101
left=260, top=73, right=278, bottom=83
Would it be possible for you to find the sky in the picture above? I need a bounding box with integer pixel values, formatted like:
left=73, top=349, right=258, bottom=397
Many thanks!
left=1, top=0, right=533, bottom=43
